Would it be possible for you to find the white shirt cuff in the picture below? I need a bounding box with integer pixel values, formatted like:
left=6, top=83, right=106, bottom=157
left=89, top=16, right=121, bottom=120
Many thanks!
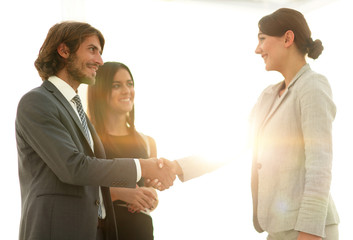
left=134, top=159, right=141, bottom=182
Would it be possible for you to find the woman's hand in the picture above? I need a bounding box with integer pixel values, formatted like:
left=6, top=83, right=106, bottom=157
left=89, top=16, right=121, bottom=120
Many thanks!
left=297, top=232, right=322, bottom=240
left=127, top=187, right=159, bottom=213
left=143, top=187, right=159, bottom=211
left=110, top=185, right=157, bottom=211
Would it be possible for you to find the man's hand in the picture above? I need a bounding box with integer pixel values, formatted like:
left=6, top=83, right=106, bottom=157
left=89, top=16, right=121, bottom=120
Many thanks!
left=158, top=158, right=183, bottom=175
left=145, top=178, right=161, bottom=189
left=139, top=158, right=176, bottom=190
left=145, top=158, right=183, bottom=189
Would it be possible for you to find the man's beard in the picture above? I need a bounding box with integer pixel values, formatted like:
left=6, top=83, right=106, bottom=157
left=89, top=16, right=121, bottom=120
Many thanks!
left=66, top=53, right=96, bottom=85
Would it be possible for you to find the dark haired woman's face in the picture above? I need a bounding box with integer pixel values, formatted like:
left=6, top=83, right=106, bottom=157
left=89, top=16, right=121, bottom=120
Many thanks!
left=107, top=68, right=135, bottom=115
left=255, top=31, right=286, bottom=72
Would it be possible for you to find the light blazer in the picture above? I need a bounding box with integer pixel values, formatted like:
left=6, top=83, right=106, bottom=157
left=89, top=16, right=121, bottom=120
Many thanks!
left=250, top=64, right=339, bottom=237
left=16, top=80, right=137, bottom=240
left=176, top=156, right=223, bottom=182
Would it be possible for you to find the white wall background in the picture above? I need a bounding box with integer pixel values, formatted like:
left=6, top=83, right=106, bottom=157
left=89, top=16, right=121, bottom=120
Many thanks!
left=1, top=0, right=352, bottom=239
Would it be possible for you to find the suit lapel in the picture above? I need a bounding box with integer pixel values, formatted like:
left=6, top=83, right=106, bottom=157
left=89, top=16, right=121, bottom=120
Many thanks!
left=254, top=83, right=282, bottom=133
left=42, top=80, right=93, bottom=153
left=261, top=83, right=287, bottom=128
left=258, top=64, right=310, bottom=131
left=87, top=120, right=106, bottom=158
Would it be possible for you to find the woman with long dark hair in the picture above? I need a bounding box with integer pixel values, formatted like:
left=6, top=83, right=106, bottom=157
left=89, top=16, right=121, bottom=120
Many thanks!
left=87, top=61, right=158, bottom=240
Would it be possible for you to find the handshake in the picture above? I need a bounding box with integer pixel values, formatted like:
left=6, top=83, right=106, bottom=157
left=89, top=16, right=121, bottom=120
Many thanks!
left=139, top=158, right=182, bottom=191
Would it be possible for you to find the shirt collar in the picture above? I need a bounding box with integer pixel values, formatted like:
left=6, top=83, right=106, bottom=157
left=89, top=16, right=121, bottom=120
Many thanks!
left=48, top=76, right=77, bottom=102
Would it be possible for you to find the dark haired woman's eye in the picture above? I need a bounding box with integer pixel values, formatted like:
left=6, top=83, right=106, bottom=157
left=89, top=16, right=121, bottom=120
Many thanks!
left=112, top=84, right=120, bottom=89
left=127, top=81, right=134, bottom=87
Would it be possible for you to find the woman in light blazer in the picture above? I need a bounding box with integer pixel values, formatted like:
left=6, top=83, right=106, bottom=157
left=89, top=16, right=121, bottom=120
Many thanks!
left=251, top=8, right=339, bottom=240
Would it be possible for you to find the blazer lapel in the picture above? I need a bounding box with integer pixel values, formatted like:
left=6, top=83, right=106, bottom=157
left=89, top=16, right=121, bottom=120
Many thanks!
left=42, top=80, right=93, bottom=152
left=254, top=83, right=282, bottom=132
left=259, top=64, right=311, bottom=130
left=87, top=120, right=106, bottom=158
left=261, top=83, right=286, bottom=128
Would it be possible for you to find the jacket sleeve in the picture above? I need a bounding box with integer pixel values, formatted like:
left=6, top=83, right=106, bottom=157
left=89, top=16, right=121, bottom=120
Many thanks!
left=294, top=73, right=336, bottom=237
left=175, top=155, right=224, bottom=182
left=16, top=89, right=137, bottom=188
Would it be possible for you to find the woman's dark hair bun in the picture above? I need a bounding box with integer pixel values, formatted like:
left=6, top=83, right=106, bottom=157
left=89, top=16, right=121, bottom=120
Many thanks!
left=307, top=38, right=324, bottom=59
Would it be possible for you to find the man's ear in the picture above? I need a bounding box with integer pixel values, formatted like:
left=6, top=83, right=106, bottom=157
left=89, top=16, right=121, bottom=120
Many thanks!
left=57, top=43, right=70, bottom=58
left=284, top=30, right=295, bottom=48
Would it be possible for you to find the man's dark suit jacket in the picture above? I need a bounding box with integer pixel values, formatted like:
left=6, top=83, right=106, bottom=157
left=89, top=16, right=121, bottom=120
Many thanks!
left=16, top=80, right=136, bottom=240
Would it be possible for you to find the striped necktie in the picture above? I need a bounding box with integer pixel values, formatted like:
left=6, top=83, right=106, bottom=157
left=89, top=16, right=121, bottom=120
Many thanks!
left=72, top=95, right=92, bottom=147
left=72, top=95, right=104, bottom=218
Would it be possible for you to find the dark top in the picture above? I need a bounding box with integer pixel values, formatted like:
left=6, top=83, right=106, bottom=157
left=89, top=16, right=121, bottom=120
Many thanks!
left=103, top=133, right=148, bottom=188
left=104, top=133, right=149, bottom=160
left=101, top=132, right=154, bottom=240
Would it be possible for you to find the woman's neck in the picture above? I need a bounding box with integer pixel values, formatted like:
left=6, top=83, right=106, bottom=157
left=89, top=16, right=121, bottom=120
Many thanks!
left=281, top=56, right=306, bottom=89
left=104, top=111, right=129, bottom=136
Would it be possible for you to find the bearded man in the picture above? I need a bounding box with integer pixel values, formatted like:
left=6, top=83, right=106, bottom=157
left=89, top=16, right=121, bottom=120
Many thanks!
left=16, top=21, right=175, bottom=240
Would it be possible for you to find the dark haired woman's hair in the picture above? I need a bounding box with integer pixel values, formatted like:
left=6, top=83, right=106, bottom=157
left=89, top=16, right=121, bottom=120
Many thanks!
left=34, top=21, right=105, bottom=80
left=258, top=8, right=323, bottom=59
left=87, top=62, right=135, bottom=137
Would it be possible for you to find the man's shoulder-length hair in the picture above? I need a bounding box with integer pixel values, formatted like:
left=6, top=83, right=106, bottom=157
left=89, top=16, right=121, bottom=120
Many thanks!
left=34, top=21, right=105, bottom=81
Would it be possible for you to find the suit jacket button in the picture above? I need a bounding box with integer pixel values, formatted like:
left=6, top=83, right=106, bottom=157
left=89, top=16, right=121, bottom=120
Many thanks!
left=257, top=163, right=262, bottom=169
